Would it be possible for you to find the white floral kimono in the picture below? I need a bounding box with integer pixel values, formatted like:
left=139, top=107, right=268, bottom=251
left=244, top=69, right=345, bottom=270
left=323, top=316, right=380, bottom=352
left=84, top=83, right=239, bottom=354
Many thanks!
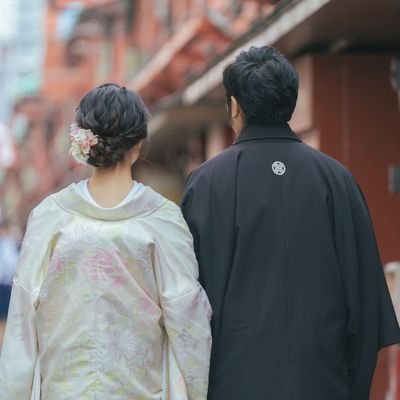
left=0, top=184, right=212, bottom=400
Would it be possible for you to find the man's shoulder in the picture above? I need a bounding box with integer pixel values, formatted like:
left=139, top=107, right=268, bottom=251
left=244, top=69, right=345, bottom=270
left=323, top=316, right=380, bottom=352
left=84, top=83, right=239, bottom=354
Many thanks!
left=289, top=140, right=350, bottom=176
left=193, top=141, right=350, bottom=173
left=187, top=138, right=357, bottom=192
left=189, top=145, right=239, bottom=180
left=295, top=143, right=362, bottom=200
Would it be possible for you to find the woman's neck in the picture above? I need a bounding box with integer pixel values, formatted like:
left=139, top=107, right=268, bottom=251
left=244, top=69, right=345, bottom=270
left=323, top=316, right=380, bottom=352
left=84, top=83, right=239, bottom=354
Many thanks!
left=88, top=162, right=134, bottom=208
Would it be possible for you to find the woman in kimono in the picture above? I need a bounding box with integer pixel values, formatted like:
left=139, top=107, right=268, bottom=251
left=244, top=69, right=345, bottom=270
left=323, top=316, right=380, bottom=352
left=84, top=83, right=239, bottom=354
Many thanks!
left=0, top=83, right=212, bottom=400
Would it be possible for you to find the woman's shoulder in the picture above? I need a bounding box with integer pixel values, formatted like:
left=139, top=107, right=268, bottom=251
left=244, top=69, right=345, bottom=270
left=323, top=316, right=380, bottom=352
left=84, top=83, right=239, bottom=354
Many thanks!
left=148, top=194, right=183, bottom=222
left=31, top=184, right=75, bottom=218
left=137, top=190, right=188, bottom=231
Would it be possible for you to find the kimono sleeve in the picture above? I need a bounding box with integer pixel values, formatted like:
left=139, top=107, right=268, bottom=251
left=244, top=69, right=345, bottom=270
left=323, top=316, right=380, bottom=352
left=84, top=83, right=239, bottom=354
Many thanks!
left=0, top=200, right=57, bottom=400
left=337, top=173, right=400, bottom=399
left=181, top=168, right=236, bottom=338
left=152, top=202, right=212, bottom=400
left=0, top=282, right=40, bottom=400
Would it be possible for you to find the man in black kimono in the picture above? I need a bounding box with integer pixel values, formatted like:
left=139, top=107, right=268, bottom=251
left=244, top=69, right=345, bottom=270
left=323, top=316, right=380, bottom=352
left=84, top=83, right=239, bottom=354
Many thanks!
left=181, top=46, right=400, bottom=400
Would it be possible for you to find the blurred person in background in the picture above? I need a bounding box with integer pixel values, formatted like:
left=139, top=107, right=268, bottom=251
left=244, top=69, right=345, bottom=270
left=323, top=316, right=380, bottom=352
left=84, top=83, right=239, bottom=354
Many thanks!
left=0, top=218, right=19, bottom=347
left=0, top=83, right=212, bottom=400
left=182, top=46, right=400, bottom=400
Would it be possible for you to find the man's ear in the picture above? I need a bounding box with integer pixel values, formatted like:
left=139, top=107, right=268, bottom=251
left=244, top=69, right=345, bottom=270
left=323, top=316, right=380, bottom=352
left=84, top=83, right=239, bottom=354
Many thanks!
left=230, top=96, right=241, bottom=118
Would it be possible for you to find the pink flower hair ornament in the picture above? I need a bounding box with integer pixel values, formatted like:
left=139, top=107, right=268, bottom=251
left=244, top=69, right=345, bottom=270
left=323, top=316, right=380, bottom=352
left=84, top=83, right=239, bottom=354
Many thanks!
left=69, top=123, right=99, bottom=165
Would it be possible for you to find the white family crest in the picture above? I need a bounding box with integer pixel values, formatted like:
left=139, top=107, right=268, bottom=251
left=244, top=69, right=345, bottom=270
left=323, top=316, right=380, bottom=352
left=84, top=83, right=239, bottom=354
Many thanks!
left=272, top=161, right=286, bottom=176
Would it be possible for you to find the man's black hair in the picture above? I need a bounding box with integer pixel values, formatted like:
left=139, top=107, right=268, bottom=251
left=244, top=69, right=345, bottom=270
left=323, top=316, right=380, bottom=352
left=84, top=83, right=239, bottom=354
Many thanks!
left=222, top=46, right=299, bottom=124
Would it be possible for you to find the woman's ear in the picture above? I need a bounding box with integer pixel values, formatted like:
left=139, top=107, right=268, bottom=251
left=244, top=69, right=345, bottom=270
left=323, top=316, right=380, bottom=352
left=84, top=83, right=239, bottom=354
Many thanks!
left=130, top=143, right=142, bottom=165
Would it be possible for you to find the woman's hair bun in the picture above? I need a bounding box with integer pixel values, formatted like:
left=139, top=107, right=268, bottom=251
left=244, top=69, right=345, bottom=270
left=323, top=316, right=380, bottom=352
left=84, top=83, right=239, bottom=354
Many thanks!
left=75, top=83, right=150, bottom=168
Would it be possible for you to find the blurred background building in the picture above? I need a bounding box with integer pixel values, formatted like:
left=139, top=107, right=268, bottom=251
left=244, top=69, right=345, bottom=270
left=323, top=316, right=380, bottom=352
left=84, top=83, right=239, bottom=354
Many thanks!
left=0, top=0, right=399, bottom=397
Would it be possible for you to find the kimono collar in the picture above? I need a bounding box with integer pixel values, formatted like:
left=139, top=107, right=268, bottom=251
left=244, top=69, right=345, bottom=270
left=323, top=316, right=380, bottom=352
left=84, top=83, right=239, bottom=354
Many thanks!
left=234, top=122, right=301, bottom=144
left=50, top=183, right=167, bottom=221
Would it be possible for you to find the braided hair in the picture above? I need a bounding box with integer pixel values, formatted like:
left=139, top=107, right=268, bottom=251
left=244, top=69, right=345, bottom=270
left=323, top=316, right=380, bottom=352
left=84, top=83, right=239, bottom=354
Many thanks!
left=75, top=83, right=150, bottom=168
